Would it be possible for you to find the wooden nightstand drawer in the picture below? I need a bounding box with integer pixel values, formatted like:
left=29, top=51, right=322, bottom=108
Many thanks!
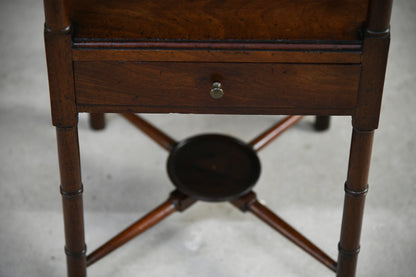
left=74, top=62, right=360, bottom=114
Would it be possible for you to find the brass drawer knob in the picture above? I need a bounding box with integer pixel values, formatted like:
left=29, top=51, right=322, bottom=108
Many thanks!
left=210, top=81, right=224, bottom=99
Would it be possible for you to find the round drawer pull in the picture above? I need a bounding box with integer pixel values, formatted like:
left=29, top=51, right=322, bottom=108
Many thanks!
left=210, top=81, right=224, bottom=99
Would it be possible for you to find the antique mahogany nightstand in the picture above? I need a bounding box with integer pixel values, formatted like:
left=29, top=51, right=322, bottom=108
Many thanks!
left=43, top=0, right=392, bottom=276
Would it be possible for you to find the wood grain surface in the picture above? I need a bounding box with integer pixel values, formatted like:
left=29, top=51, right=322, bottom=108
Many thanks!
left=74, top=62, right=361, bottom=114
left=68, top=0, right=368, bottom=41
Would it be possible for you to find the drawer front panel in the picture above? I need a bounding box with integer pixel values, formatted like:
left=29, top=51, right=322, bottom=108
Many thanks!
left=74, top=62, right=360, bottom=114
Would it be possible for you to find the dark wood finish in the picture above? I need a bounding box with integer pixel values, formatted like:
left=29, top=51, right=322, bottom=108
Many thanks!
left=167, top=135, right=260, bottom=202
left=89, top=113, right=105, bottom=130
left=74, top=62, right=361, bottom=115
left=56, top=127, right=87, bottom=277
left=43, top=0, right=70, bottom=32
left=353, top=0, right=391, bottom=130
left=87, top=190, right=195, bottom=267
left=43, top=0, right=76, bottom=127
left=353, top=35, right=390, bottom=130
left=337, top=129, right=374, bottom=277
left=231, top=192, right=337, bottom=272
left=44, top=3, right=87, bottom=276
left=79, top=105, right=355, bottom=116
left=73, top=40, right=362, bottom=51
left=335, top=4, right=392, bottom=272
left=249, top=115, right=303, bottom=152
left=44, top=28, right=76, bottom=127
left=72, top=48, right=361, bottom=64
left=314, top=116, right=331, bottom=131
left=121, top=113, right=177, bottom=151
left=43, top=0, right=392, bottom=275
left=367, top=0, right=393, bottom=33
left=68, top=0, right=368, bottom=41
left=335, top=2, right=392, bottom=276
left=72, top=41, right=362, bottom=64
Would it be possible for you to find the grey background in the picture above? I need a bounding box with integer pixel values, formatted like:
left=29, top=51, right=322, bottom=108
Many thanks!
left=0, top=0, right=415, bottom=276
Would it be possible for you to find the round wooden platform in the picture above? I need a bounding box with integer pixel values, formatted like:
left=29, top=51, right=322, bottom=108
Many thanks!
left=167, top=134, right=261, bottom=202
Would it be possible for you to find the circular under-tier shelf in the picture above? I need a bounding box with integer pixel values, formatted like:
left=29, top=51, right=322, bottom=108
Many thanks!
left=167, top=134, right=261, bottom=202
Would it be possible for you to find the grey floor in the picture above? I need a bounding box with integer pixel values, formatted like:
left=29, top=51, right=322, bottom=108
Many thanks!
left=1, top=1, right=415, bottom=276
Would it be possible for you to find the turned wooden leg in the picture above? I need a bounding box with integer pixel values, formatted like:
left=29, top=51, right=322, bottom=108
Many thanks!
left=337, top=128, right=374, bottom=277
left=314, top=116, right=330, bottom=131
left=89, top=113, right=105, bottom=130
left=56, top=126, right=87, bottom=277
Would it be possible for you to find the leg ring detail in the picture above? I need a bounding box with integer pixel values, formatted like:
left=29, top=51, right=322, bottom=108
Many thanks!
left=344, top=183, right=369, bottom=198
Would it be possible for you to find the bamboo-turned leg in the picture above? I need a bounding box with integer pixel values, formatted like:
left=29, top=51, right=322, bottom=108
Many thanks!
left=89, top=113, right=105, bottom=130
left=56, top=126, right=87, bottom=277
left=314, top=116, right=331, bottom=131
left=337, top=129, right=374, bottom=277
left=231, top=192, right=337, bottom=272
